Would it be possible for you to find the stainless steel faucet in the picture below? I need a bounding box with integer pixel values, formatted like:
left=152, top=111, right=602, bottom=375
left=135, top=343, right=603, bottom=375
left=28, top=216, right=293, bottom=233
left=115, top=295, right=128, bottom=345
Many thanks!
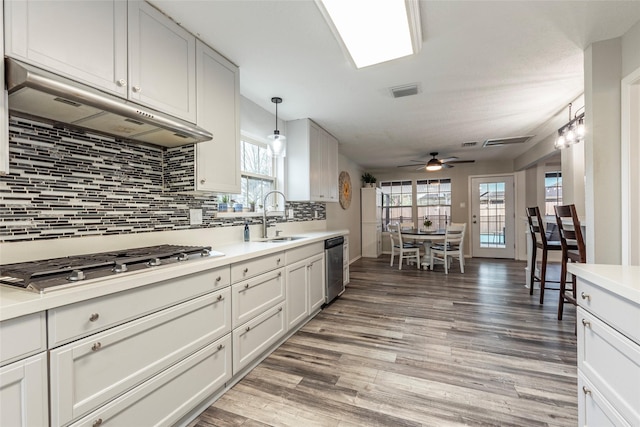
left=262, top=190, right=287, bottom=238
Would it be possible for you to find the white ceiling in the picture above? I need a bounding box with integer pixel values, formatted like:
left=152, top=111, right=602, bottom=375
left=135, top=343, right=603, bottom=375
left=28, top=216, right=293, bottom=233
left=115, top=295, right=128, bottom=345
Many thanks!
left=149, top=0, right=640, bottom=169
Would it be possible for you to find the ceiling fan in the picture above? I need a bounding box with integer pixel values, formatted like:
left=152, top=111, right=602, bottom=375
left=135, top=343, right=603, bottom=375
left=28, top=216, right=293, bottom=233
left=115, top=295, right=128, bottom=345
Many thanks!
left=397, top=152, right=475, bottom=171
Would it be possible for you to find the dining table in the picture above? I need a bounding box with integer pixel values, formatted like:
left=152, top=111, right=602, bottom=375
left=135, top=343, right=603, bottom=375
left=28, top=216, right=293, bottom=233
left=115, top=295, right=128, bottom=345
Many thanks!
left=400, top=228, right=446, bottom=269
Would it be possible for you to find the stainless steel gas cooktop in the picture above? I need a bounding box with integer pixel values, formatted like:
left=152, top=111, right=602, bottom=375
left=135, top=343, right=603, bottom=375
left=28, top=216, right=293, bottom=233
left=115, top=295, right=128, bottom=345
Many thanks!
left=0, top=244, right=224, bottom=294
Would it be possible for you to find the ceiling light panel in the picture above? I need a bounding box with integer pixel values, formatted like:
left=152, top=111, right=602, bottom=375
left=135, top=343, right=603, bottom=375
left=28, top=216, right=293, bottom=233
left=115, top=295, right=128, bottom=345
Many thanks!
left=317, top=0, right=422, bottom=69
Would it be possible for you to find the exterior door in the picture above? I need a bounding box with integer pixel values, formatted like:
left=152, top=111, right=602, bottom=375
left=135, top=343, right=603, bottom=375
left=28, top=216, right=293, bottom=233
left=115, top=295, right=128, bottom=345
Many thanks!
left=470, top=176, right=515, bottom=258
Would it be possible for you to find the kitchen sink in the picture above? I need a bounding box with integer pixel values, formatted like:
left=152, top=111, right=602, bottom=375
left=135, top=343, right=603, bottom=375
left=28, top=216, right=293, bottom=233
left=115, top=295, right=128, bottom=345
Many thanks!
left=264, top=236, right=306, bottom=243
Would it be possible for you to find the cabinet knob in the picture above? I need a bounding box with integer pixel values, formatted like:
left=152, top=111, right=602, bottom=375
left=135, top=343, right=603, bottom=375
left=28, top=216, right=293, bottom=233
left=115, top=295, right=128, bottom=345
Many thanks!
left=217, top=344, right=224, bottom=351
left=91, top=342, right=102, bottom=352
left=200, top=179, right=206, bottom=184
left=246, top=326, right=251, bottom=332
left=217, top=294, right=223, bottom=301
left=278, top=307, right=283, bottom=312
left=243, top=267, right=249, bottom=274
left=278, top=272, right=282, bottom=277
left=581, top=319, right=591, bottom=328
left=89, top=313, right=100, bottom=322
left=244, top=283, right=249, bottom=289
left=582, top=386, right=591, bottom=395
left=116, top=79, right=127, bottom=87
left=92, top=418, right=103, bottom=427
left=132, top=86, right=141, bottom=93
left=277, top=258, right=281, bottom=264
left=581, top=292, right=591, bottom=301
left=215, top=276, right=221, bottom=282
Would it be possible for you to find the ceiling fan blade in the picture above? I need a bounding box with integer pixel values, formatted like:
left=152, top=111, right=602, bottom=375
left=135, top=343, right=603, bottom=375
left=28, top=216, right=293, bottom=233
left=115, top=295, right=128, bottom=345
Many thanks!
left=442, top=163, right=454, bottom=168
left=397, top=163, right=425, bottom=168
left=439, top=156, right=459, bottom=163
left=445, top=160, right=475, bottom=164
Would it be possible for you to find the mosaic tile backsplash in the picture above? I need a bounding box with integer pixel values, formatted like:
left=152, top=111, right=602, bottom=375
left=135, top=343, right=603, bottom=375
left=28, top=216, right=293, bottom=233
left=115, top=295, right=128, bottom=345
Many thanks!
left=0, top=117, right=325, bottom=242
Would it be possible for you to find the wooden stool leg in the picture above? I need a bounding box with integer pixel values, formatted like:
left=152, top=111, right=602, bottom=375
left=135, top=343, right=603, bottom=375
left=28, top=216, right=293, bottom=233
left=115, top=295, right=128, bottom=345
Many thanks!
left=539, top=249, right=547, bottom=304
left=558, top=253, right=567, bottom=320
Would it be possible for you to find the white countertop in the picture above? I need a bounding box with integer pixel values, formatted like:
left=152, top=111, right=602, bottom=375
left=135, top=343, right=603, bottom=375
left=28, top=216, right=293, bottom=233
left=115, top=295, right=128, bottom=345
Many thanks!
left=568, top=263, right=640, bottom=304
left=0, top=230, right=348, bottom=322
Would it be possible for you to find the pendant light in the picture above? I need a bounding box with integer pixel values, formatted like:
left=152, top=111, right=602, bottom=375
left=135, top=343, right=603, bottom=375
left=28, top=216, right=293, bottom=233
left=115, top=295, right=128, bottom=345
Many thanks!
left=267, top=97, right=286, bottom=157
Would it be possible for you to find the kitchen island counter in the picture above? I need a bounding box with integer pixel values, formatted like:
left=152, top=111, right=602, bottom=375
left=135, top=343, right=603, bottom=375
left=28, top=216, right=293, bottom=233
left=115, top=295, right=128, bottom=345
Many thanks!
left=0, top=229, right=348, bottom=322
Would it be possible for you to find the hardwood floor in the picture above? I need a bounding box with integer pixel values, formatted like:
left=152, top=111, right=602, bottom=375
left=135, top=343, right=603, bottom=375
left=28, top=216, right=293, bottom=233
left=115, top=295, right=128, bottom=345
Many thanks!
left=190, top=257, right=577, bottom=427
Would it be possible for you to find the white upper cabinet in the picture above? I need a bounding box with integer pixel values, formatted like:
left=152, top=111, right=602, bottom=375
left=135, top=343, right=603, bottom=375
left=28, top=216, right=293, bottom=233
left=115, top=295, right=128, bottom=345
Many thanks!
left=195, top=41, right=241, bottom=193
left=286, top=118, right=339, bottom=202
left=5, top=0, right=128, bottom=97
left=1, top=0, right=9, bottom=175
left=128, top=1, right=196, bottom=122
left=5, top=0, right=197, bottom=123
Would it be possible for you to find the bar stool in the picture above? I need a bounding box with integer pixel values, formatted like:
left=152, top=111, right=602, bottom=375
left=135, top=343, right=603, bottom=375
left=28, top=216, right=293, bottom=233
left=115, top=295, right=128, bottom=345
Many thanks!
left=526, top=207, right=563, bottom=304
left=554, top=204, right=586, bottom=320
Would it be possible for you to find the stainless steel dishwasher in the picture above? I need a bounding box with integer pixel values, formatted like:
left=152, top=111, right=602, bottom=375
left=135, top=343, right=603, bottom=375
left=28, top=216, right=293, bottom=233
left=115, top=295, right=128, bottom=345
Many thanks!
left=324, top=236, right=344, bottom=304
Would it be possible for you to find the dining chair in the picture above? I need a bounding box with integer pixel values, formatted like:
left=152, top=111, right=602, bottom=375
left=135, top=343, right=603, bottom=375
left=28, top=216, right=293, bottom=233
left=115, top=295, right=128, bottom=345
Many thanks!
left=429, top=223, right=466, bottom=274
left=554, top=204, right=586, bottom=320
left=525, top=206, right=563, bottom=304
left=394, top=224, right=421, bottom=270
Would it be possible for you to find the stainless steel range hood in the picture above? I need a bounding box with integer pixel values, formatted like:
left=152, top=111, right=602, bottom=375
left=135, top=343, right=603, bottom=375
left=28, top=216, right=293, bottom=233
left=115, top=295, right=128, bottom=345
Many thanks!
left=5, top=58, right=212, bottom=147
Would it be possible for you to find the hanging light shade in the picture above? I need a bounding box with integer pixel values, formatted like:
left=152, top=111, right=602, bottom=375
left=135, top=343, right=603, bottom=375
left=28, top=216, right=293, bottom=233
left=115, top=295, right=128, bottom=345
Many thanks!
left=267, top=97, right=286, bottom=157
left=555, top=103, right=585, bottom=149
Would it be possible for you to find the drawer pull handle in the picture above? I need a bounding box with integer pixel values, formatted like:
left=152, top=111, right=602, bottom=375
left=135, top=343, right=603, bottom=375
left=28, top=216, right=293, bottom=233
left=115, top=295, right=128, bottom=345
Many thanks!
left=91, top=342, right=102, bottom=351
left=92, top=418, right=103, bottom=427
left=246, top=326, right=251, bottom=332
left=217, top=294, right=223, bottom=301
left=215, top=276, right=222, bottom=282
left=582, top=386, right=591, bottom=395
left=243, top=268, right=249, bottom=274
left=581, top=292, right=591, bottom=301
left=89, top=313, right=100, bottom=322
left=581, top=319, right=591, bottom=328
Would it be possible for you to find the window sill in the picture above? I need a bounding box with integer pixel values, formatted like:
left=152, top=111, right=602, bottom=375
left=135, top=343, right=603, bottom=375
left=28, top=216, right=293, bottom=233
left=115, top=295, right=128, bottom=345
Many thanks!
left=216, top=211, right=286, bottom=219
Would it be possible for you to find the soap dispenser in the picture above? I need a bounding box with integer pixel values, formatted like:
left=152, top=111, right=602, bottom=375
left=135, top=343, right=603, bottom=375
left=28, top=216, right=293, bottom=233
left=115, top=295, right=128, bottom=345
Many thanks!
left=243, top=222, right=250, bottom=242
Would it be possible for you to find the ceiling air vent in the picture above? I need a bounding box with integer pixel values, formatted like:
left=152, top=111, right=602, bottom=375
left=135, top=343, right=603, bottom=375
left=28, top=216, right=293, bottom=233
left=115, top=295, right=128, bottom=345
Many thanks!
left=461, top=141, right=477, bottom=147
left=482, top=135, right=534, bottom=147
left=390, top=84, right=420, bottom=99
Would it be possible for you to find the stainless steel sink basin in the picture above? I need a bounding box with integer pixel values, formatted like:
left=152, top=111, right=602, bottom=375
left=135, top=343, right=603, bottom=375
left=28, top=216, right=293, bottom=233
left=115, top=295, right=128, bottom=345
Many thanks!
left=264, top=236, right=306, bottom=243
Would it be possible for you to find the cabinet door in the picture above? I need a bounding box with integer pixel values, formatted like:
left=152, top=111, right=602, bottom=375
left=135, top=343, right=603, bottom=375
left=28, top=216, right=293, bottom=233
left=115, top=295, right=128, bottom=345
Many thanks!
left=309, top=122, right=324, bottom=200
left=68, top=335, right=232, bottom=427
left=0, top=353, right=48, bottom=427
left=50, top=290, right=230, bottom=426
left=308, top=253, right=326, bottom=313
left=286, top=260, right=309, bottom=329
left=195, top=41, right=240, bottom=193
left=578, top=373, right=628, bottom=427
left=325, top=133, right=339, bottom=202
left=128, top=1, right=196, bottom=122
left=232, top=303, right=286, bottom=375
left=231, top=269, right=285, bottom=328
left=4, top=0, right=128, bottom=97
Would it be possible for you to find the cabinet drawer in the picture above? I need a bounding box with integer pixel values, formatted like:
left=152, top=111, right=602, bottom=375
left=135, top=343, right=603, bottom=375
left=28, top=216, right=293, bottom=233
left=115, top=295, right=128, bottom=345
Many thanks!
left=285, top=242, right=323, bottom=265
left=577, top=308, right=640, bottom=425
left=50, top=289, right=230, bottom=427
left=578, top=372, right=629, bottom=427
left=232, top=268, right=285, bottom=328
left=0, top=352, right=48, bottom=427
left=0, top=312, right=46, bottom=366
left=69, top=334, right=232, bottom=427
left=232, top=303, right=286, bottom=375
left=49, top=267, right=229, bottom=347
left=231, top=252, right=284, bottom=283
left=577, top=277, right=640, bottom=344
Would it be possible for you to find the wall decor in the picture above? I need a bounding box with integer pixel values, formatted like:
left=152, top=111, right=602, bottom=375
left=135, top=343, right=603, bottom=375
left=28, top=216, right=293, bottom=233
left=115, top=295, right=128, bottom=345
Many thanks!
left=339, top=171, right=352, bottom=209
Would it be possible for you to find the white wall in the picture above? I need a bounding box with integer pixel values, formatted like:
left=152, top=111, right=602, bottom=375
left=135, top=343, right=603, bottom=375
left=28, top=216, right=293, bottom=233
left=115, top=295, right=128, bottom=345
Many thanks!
left=325, top=153, right=363, bottom=263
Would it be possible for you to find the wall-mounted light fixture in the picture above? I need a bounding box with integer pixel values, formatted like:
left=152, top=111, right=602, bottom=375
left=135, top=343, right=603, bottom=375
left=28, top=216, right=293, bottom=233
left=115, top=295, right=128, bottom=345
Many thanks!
left=267, top=97, right=286, bottom=157
left=555, top=103, right=585, bottom=149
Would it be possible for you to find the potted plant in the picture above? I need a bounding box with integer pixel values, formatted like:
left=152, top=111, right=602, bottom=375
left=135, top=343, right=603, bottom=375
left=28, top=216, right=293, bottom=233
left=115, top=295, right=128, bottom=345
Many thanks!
left=249, top=200, right=256, bottom=212
left=423, top=217, right=433, bottom=231
left=362, top=172, right=377, bottom=188
left=218, top=195, right=229, bottom=212
left=227, top=199, right=235, bottom=212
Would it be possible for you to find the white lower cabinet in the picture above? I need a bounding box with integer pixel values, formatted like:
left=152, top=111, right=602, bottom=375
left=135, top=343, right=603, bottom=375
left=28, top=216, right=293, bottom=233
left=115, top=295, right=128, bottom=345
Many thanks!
left=50, top=288, right=231, bottom=426
left=69, top=334, right=232, bottom=427
left=232, top=303, right=286, bottom=375
left=578, top=372, right=628, bottom=426
left=308, top=253, right=325, bottom=313
left=286, top=259, right=309, bottom=329
left=231, top=268, right=285, bottom=328
left=0, top=352, right=48, bottom=427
